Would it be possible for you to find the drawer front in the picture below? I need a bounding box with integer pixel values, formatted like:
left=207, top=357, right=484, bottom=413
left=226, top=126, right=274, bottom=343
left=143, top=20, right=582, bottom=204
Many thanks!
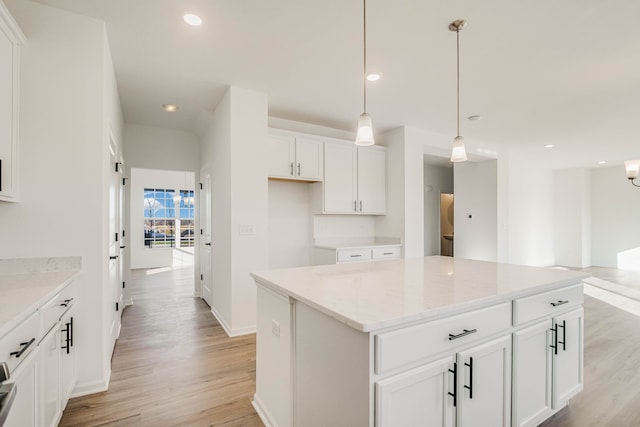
left=375, top=302, right=511, bottom=374
left=513, top=284, right=583, bottom=326
left=337, top=248, right=372, bottom=263
left=0, top=310, right=39, bottom=374
left=372, top=247, right=401, bottom=260
left=58, top=282, right=77, bottom=316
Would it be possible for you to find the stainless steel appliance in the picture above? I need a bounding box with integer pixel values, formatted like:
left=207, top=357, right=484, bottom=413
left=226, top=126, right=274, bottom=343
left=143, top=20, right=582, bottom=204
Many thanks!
left=0, top=362, right=16, bottom=426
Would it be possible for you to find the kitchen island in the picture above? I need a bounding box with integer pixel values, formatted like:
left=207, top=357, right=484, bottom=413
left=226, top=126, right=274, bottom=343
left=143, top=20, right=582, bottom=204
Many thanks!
left=251, top=256, right=589, bottom=427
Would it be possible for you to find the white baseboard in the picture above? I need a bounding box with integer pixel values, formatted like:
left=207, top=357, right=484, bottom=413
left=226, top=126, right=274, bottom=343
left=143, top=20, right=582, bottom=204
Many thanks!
left=71, top=371, right=110, bottom=398
left=252, top=394, right=278, bottom=427
left=210, top=306, right=256, bottom=337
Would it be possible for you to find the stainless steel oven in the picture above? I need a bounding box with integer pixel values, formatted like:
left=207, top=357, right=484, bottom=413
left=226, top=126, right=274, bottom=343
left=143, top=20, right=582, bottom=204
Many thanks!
left=0, top=362, right=16, bottom=426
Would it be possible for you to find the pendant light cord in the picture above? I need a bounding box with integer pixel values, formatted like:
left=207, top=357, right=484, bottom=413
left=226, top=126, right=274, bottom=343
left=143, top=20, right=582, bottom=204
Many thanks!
left=456, top=27, right=460, bottom=137
left=363, top=0, right=367, bottom=114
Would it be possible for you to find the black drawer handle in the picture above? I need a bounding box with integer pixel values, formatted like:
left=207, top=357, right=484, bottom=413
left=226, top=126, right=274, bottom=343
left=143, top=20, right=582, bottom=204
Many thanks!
left=60, top=298, right=74, bottom=307
left=109, top=255, right=118, bottom=260
left=10, top=338, right=35, bottom=358
left=550, top=300, right=568, bottom=307
left=448, top=328, right=477, bottom=341
left=383, top=252, right=393, bottom=255
left=464, top=357, right=474, bottom=399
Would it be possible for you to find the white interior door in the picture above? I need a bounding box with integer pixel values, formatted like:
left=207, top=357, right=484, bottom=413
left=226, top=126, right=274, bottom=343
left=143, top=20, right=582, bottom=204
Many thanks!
left=108, top=140, right=121, bottom=354
left=200, top=172, right=212, bottom=306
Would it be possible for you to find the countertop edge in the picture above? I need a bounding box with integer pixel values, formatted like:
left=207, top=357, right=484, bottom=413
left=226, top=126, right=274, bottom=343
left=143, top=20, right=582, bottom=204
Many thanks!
left=0, top=270, right=82, bottom=339
left=314, top=243, right=402, bottom=250
left=251, top=273, right=588, bottom=333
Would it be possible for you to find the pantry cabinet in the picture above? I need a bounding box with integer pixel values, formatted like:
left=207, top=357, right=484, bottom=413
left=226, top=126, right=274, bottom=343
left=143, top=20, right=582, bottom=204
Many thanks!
left=268, top=132, right=323, bottom=181
left=322, top=143, right=386, bottom=214
left=0, top=1, right=26, bottom=202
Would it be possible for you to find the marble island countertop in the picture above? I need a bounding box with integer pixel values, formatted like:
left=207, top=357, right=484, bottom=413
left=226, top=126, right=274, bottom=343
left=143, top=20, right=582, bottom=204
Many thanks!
left=0, top=257, right=81, bottom=338
left=251, top=256, right=590, bottom=332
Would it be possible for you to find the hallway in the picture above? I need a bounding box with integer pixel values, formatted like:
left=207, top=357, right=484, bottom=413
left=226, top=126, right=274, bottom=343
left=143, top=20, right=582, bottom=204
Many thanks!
left=59, top=267, right=262, bottom=427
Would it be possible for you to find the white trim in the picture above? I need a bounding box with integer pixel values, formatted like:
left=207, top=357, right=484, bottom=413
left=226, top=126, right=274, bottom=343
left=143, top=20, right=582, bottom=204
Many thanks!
left=0, top=1, right=26, bottom=44
left=252, top=394, right=278, bottom=427
left=210, top=305, right=256, bottom=337
left=71, top=372, right=110, bottom=398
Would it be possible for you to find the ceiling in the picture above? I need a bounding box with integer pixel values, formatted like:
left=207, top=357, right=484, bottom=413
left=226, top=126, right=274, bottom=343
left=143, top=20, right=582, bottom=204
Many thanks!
left=34, top=0, right=640, bottom=169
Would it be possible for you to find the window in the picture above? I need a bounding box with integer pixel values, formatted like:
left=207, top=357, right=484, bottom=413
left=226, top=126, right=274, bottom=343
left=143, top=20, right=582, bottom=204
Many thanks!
left=143, top=188, right=195, bottom=248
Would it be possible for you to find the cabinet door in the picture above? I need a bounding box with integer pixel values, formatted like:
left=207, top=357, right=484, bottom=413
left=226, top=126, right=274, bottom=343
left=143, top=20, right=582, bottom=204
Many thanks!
left=512, top=321, right=552, bottom=427
left=294, top=137, right=323, bottom=181
left=40, top=327, right=62, bottom=427
left=457, top=335, right=511, bottom=427
left=60, top=311, right=77, bottom=407
left=3, top=353, right=37, bottom=427
left=269, top=134, right=295, bottom=178
left=552, top=308, right=583, bottom=408
left=356, top=148, right=386, bottom=214
left=376, top=356, right=455, bottom=427
left=323, top=143, right=357, bottom=213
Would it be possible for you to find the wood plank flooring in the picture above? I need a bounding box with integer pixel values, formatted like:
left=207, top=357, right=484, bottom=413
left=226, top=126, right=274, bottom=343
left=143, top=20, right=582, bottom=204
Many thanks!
left=59, top=267, right=263, bottom=427
left=60, top=266, right=640, bottom=426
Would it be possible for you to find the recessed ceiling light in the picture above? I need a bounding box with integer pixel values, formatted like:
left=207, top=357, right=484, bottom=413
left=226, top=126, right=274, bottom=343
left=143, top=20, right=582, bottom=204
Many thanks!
left=468, top=115, right=482, bottom=121
left=162, top=104, right=178, bottom=112
left=183, top=14, right=202, bottom=26
left=366, top=73, right=381, bottom=82
left=544, top=144, right=554, bottom=148
left=598, top=160, right=606, bottom=164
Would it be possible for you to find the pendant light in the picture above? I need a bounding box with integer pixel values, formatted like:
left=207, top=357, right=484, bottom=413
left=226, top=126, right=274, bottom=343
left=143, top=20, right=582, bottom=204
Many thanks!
left=355, top=0, right=375, bottom=146
left=625, top=160, right=640, bottom=187
left=449, top=19, right=468, bottom=162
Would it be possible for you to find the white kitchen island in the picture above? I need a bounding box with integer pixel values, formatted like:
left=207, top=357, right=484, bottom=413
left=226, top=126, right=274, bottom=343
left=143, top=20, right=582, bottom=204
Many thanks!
left=251, top=256, right=589, bottom=427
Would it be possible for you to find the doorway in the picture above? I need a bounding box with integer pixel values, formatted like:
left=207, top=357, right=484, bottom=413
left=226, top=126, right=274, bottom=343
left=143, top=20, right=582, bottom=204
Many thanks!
left=423, top=155, right=454, bottom=256
left=440, top=193, right=454, bottom=256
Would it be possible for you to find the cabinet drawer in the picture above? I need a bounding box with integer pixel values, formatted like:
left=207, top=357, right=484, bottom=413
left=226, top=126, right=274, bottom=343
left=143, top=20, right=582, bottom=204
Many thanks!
left=513, top=284, right=583, bottom=326
left=0, top=310, right=39, bottom=374
left=375, top=302, right=511, bottom=374
left=337, top=248, right=372, bottom=263
left=372, top=247, right=401, bottom=260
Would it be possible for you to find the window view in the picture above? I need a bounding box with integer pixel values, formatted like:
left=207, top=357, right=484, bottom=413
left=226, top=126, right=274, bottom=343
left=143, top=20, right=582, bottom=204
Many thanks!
left=144, top=188, right=195, bottom=248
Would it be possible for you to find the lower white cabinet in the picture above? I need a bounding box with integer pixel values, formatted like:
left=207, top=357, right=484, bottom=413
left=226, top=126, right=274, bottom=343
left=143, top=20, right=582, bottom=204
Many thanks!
left=3, top=351, right=37, bottom=427
left=40, top=327, right=61, bottom=427
left=60, top=309, right=76, bottom=408
left=512, top=307, right=584, bottom=427
left=376, top=356, right=455, bottom=427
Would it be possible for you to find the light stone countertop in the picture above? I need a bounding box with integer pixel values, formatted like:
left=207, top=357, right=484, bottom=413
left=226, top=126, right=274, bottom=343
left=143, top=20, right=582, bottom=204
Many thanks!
left=314, top=237, right=402, bottom=250
left=251, top=256, right=590, bottom=333
left=0, top=257, right=81, bottom=339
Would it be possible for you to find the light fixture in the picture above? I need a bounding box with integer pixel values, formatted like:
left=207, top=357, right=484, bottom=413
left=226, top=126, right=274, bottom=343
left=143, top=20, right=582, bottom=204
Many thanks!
left=366, top=73, right=381, bottom=82
left=544, top=144, right=554, bottom=148
left=624, top=160, right=640, bottom=187
left=162, top=104, right=178, bottom=112
left=598, top=160, right=606, bottom=165
left=183, top=14, right=202, bottom=26
left=449, top=19, right=468, bottom=162
left=355, top=0, right=375, bottom=146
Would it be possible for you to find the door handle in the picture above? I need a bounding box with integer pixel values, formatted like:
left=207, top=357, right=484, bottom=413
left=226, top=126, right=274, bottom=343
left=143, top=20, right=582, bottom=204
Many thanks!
left=297, top=163, right=301, bottom=176
left=10, top=338, right=35, bottom=358
left=110, top=255, right=118, bottom=260
left=448, top=362, right=457, bottom=407
left=448, top=328, right=477, bottom=341
left=120, top=246, right=126, bottom=249
left=464, top=357, right=474, bottom=399
left=205, top=242, right=211, bottom=246
left=290, top=162, right=294, bottom=176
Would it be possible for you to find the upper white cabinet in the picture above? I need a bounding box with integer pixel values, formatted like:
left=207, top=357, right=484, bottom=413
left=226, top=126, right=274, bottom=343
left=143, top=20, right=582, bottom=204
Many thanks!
left=0, top=1, right=25, bottom=202
left=322, top=143, right=386, bottom=215
left=268, top=131, right=323, bottom=181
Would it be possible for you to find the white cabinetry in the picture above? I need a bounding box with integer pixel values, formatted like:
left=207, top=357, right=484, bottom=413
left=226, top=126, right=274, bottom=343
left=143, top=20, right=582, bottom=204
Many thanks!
left=376, top=356, right=455, bottom=427
left=313, top=244, right=401, bottom=265
left=2, top=352, right=37, bottom=427
left=268, top=132, right=323, bottom=181
left=322, top=143, right=386, bottom=214
left=512, top=286, right=584, bottom=427
left=60, top=308, right=76, bottom=407
left=0, top=1, right=25, bottom=202
left=40, top=327, right=61, bottom=427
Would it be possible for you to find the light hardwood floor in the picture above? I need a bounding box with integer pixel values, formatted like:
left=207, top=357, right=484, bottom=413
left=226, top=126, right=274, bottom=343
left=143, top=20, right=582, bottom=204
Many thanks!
left=60, top=266, right=640, bottom=426
left=59, top=266, right=263, bottom=427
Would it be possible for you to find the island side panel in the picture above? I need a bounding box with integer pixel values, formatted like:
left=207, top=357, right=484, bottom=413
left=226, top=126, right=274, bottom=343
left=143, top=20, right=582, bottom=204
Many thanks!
left=294, top=301, right=371, bottom=426
left=254, top=285, right=293, bottom=427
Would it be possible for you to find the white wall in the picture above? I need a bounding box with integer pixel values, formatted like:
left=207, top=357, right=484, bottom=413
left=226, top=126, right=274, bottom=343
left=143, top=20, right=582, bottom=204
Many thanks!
left=124, top=123, right=200, bottom=172
left=313, top=215, right=376, bottom=244
left=129, top=168, right=195, bottom=269
left=2, top=0, right=122, bottom=394
left=553, top=169, right=591, bottom=268
left=423, top=164, right=453, bottom=255
left=454, top=160, right=498, bottom=261
left=591, top=165, right=640, bottom=269
left=201, top=86, right=268, bottom=336
left=268, top=180, right=312, bottom=268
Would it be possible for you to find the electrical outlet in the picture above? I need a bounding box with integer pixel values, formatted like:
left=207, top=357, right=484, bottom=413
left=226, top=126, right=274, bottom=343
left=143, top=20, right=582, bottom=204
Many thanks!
left=239, top=224, right=254, bottom=235
left=271, top=320, right=280, bottom=338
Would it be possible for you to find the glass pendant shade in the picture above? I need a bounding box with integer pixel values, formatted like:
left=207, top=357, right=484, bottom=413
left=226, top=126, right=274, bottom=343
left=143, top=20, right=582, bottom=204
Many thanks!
left=624, top=160, right=640, bottom=179
left=355, top=113, right=375, bottom=146
left=450, top=135, right=467, bottom=162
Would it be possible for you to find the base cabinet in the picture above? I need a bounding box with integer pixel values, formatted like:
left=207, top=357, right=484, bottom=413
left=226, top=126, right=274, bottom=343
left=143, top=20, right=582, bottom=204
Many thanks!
left=376, top=356, right=455, bottom=427
left=40, top=327, right=62, bottom=427
left=60, top=310, right=76, bottom=407
left=3, top=352, right=37, bottom=427
left=552, top=308, right=584, bottom=408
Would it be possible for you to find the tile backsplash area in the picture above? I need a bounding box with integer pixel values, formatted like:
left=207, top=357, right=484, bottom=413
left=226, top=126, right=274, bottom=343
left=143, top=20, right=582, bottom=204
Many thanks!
left=313, top=215, right=376, bottom=246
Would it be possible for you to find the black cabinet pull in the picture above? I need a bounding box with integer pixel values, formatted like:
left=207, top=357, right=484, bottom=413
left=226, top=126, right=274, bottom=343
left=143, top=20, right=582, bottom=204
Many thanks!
left=464, top=357, right=473, bottom=399
left=110, top=255, right=118, bottom=260
left=290, top=162, right=294, bottom=176
left=61, top=322, right=71, bottom=354
left=297, top=163, right=301, bottom=176
left=70, top=317, right=74, bottom=347
left=350, top=254, right=362, bottom=258
left=10, top=338, right=35, bottom=358
left=205, top=242, right=212, bottom=246
left=550, top=300, right=569, bottom=307
left=448, top=362, right=457, bottom=407
left=448, top=328, right=477, bottom=341
left=120, top=246, right=126, bottom=249
left=557, top=320, right=566, bottom=351
left=60, top=298, right=73, bottom=307
left=550, top=323, right=558, bottom=355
